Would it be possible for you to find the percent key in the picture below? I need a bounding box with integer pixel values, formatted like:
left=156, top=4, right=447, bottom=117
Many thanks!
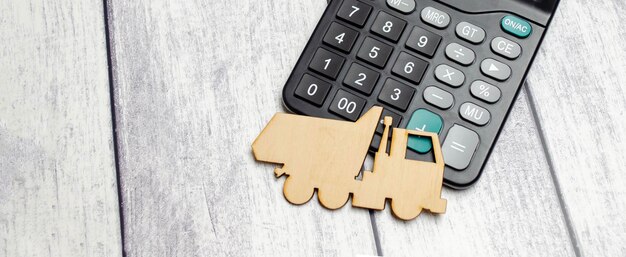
left=471, top=80, right=501, bottom=103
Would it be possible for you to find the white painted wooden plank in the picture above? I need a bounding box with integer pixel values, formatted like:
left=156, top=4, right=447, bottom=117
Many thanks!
left=107, top=0, right=377, bottom=256
left=0, top=0, right=122, bottom=256
left=525, top=0, right=626, bottom=255
left=374, top=91, right=576, bottom=256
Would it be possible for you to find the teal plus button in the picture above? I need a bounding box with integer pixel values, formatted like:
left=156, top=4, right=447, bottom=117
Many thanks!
left=406, top=109, right=443, bottom=154
left=501, top=15, right=532, bottom=38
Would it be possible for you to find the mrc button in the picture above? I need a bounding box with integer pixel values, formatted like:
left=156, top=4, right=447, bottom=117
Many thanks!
left=421, top=7, right=450, bottom=29
left=501, top=15, right=532, bottom=38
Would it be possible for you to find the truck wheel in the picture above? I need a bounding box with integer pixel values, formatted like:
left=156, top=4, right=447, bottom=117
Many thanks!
left=283, top=176, right=314, bottom=205
left=391, top=200, right=422, bottom=220
left=318, top=188, right=350, bottom=210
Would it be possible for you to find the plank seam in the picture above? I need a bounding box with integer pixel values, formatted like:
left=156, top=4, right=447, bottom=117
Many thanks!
left=101, top=0, right=127, bottom=256
left=524, top=83, right=582, bottom=257
left=369, top=211, right=383, bottom=256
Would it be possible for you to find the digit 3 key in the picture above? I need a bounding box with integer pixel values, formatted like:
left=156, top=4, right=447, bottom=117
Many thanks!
left=281, top=0, right=560, bottom=189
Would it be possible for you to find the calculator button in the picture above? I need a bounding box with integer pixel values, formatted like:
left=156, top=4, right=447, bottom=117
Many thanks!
left=376, top=108, right=402, bottom=134
left=405, top=26, right=442, bottom=58
left=386, top=0, right=416, bottom=14
left=337, top=0, right=373, bottom=28
left=442, top=125, right=479, bottom=170
left=309, top=48, right=345, bottom=80
left=343, top=63, right=380, bottom=95
left=329, top=90, right=367, bottom=121
left=423, top=86, right=454, bottom=109
left=323, top=22, right=359, bottom=53
left=294, top=74, right=332, bottom=106
left=435, top=64, right=465, bottom=88
left=501, top=15, right=532, bottom=38
left=406, top=109, right=443, bottom=153
left=459, top=102, right=491, bottom=126
left=470, top=80, right=501, bottom=104
left=480, top=58, right=511, bottom=81
left=392, top=52, right=429, bottom=84
left=491, top=37, right=521, bottom=59
left=421, top=7, right=450, bottom=29
left=455, top=22, right=486, bottom=44
left=357, top=37, right=394, bottom=68
left=370, top=12, right=407, bottom=43
left=445, top=43, right=475, bottom=66
left=378, top=79, right=415, bottom=111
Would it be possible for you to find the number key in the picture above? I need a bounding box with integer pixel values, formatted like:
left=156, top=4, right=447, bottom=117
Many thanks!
left=343, top=63, right=379, bottom=95
left=406, top=26, right=442, bottom=58
left=378, top=79, right=415, bottom=111
left=323, top=22, right=359, bottom=53
left=371, top=12, right=407, bottom=42
left=337, top=0, right=372, bottom=28
left=329, top=90, right=367, bottom=121
left=357, top=37, right=393, bottom=68
left=309, top=48, right=345, bottom=80
left=392, top=52, right=429, bottom=84
left=294, top=74, right=331, bottom=106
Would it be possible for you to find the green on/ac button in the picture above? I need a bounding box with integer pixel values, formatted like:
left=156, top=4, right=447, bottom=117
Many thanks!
left=501, top=15, right=532, bottom=38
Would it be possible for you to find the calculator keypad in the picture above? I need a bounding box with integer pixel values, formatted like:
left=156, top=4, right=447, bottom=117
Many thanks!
left=284, top=0, right=539, bottom=188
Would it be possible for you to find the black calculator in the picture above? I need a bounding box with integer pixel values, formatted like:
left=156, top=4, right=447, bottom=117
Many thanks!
left=282, top=0, right=560, bottom=188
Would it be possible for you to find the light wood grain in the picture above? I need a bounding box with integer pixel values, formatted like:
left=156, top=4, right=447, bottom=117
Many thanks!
left=352, top=115, right=447, bottom=220
left=107, top=0, right=378, bottom=255
left=525, top=0, right=626, bottom=255
left=0, top=0, right=122, bottom=256
left=253, top=106, right=446, bottom=220
left=253, top=107, right=383, bottom=209
left=374, top=91, right=576, bottom=256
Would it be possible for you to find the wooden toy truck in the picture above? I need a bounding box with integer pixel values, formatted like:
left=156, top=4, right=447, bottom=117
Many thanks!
left=252, top=107, right=446, bottom=220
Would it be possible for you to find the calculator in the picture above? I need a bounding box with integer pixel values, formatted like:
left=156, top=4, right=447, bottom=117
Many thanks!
left=281, top=0, right=560, bottom=189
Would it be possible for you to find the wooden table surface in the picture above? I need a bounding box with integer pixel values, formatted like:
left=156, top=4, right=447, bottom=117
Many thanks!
left=1, top=0, right=625, bottom=256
